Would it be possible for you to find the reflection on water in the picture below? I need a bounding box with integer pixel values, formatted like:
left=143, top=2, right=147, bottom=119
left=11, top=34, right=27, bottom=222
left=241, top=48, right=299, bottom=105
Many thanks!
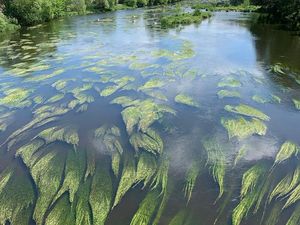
left=0, top=7, right=300, bottom=225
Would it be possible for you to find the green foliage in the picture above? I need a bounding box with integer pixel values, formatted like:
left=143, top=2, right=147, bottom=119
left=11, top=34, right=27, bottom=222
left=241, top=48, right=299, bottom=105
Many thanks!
left=136, top=152, right=157, bottom=187
left=0, top=12, right=19, bottom=33
left=161, top=10, right=211, bottom=28
left=184, top=161, right=201, bottom=203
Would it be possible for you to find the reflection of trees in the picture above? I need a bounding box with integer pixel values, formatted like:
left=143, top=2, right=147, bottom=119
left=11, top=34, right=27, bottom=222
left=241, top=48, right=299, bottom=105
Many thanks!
left=0, top=18, right=73, bottom=69
left=249, top=22, right=300, bottom=71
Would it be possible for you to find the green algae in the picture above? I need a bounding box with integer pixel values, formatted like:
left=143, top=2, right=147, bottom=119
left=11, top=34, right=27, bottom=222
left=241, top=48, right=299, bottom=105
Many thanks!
left=217, top=90, right=241, bottom=99
left=111, top=96, right=140, bottom=107
left=151, top=157, right=169, bottom=195
left=143, top=90, right=168, bottom=101
left=100, top=85, right=120, bottom=96
left=130, top=189, right=161, bottom=225
left=286, top=203, right=300, bottom=225
left=89, top=165, right=113, bottom=225
left=33, top=96, right=45, bottom=104
left=225, top=104, right=270, bottom=121
left=221, top=117, right=267, bottom=139
left=175, top=93, right=199, bottom=107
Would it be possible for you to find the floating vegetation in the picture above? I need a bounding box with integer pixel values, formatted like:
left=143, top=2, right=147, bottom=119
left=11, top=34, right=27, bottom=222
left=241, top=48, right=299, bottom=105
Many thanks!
left=136, top=152, right=157, bottom=187
left=217, top=90, right=241, bottom=99
left=272, top=95, right=281, bottom=103
left=130, top=190, right=161, bottom=225
left=0, top=111, right=14, bottom=132
left=221, top=117, right=267, bottom=139
left=143, top=90, right=168, bottom=101
left=274, top=141, right=299, bottom=166
left=218, top=78, right=241, bottom=88
left=293, top=99, right=300, bottom=110
left=225, top=104, right=270, bottom=121
left=76, top=104, right=88, bottom=113
left=52, top=79, right=72, bottom=91
left=33, top=96, right=44, bottom=104
left=203, top=139, right=226, bottom=200
left=0, top=167, right=34, bottom=225
left=175, top=93, right=199, bottom=108
left=111, top=96, right=140, bottom=107
left=113, top=155, right=136, bottom=208
left=169, top=209, right=188, bottom=225
left=0, top=88, right=31, bottom=108
left=184, top=161, right=201, bottom=203
left=89, top=165, right=112, bottom=225
left=269, top=63, right=285, bottom=75
left=129, top=62, right=152, bottom=71
left=100, top=85, right=120, bottom=97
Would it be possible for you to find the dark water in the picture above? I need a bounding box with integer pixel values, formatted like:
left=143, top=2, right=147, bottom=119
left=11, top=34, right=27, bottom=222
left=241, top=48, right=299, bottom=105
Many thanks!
left=0, top=6, right=300, bottom=225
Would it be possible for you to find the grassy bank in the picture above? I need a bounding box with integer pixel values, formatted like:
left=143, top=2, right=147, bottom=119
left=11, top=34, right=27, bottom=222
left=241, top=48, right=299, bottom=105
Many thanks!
left=192, top=2, right=260, bottom=12
left=0, top=12, right=19, bottom=33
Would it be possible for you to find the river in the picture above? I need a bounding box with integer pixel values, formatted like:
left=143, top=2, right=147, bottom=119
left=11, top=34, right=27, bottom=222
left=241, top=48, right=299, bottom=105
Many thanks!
left=0, top=6, right=300, bottom=225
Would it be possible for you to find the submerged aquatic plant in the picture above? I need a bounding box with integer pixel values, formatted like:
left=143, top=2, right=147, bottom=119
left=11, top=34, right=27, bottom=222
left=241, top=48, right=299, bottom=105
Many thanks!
left=31, top=150, right=66, bottom=225
left=274, top=141, right=299, bottom=166
left=0, top=88, right=31, bottom=108
left=203, top=139, right=226, bottom=201
left=286, top=203, right=300, bottom=225
left=234, top=145, right=247, bottom=166
left=175, top=93, right=199, bottom=108
left=218, top=78, right=241, bottom=88
left=269, top=165, right=300, bottom=203
left=130, top=129, right=163, bottom=155
left=293, top=99, right=300, bottom=110
left=130, top=190, right=161, bottom=225
left=45, top=195, right=75, bottom=225
left=217, top=90, right=241, bottom=99
left=74, top=179, right=92, bottom=225
left=183, top=161, right=201, bottom=203
left=113, top=155, right=136, bottom=208
left=121, top=99, right=175, bottom=134
left=224, top=104, right=270, bottom=121
left=252, top=95, right=268, bottom=104
left=89, top=165, right=113, bottom=225
left=138, top=78, right=165, bottom=91
left=221, top=117, right=267, bottom=139
left=151, top=157, right=169, bottom=195
left=136, top=152, right=157, bottom=188
left=0, top=167, right=35, bottom=225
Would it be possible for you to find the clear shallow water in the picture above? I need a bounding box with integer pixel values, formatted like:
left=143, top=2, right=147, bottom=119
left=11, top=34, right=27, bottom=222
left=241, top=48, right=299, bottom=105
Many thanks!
left=0, top=7, right=300, bottom=225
